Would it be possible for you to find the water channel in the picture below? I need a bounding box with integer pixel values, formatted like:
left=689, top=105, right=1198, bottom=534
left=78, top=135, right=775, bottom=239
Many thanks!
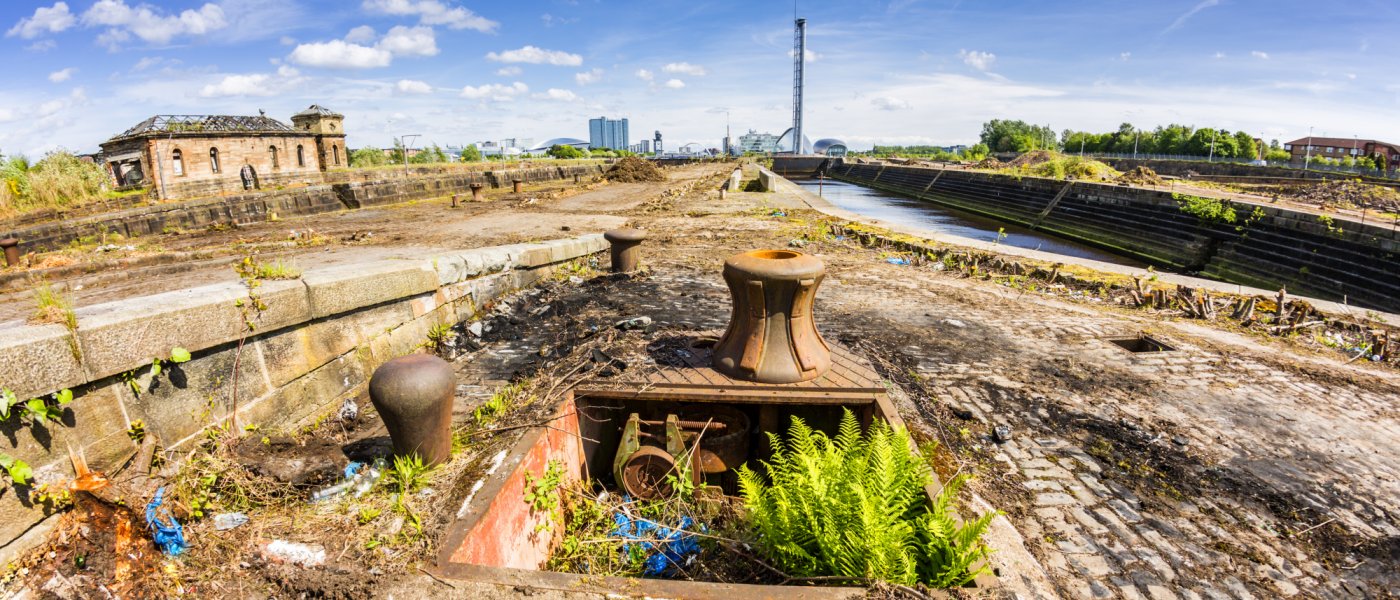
left=795, top=178, right=1144, bottom=267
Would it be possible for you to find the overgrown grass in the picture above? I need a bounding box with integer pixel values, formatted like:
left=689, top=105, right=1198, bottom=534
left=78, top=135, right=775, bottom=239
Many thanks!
left=30, top=280, right=77, bottom=331
left=236, top=258, right=302, bottom=280
left=1014, top=155, right=1120, bottom=180
left=1, top=151, right=110, bottom=219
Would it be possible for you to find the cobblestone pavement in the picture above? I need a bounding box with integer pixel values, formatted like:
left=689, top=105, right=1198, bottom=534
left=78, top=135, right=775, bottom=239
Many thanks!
left=436, top=184, right=1399, bottom=599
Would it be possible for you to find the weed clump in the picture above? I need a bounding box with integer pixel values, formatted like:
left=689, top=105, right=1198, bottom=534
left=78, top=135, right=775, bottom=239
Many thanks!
left=737, top=410, right=995, bottom=588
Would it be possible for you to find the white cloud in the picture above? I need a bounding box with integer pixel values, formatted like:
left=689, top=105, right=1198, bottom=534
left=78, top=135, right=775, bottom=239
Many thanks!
left=1163, top=0, right=1220, bottom=34
left=1251, top=50, right=1269, bottom=59
left=0, top=108, right=15, bottom=123
left=276, top=65, right=299, bottom=77
left=362, top=0, right=497, bottom=32
left=26, top=40, right=58, bottom=52
left=289, top=40, right=392, bottom=69
left=1213, top=51, right=1225, bottom=59
left=486, top=45, right=582, bottom=66
left=48, top=67, right=76, bottom=83
left=663, top=62, right=707, bottom=76
left=495, top=66, right=521, bottom=76
left=199, top=73, right=273, bottom=97
left=1346, top=73, right=1357, bottom=80
left=534, top=88, right=578, bottom=102
left=635, top=69, right=654, bottom=81
left=460, top=81, right=528, bottom=101
left=664, top=78, right=685, bottom=89
left=81, top=0, right=227, bottom=46
left=377, top=25, right=437, bottom=57
left=575, top=68, right=603, bottom=85
left=958, top=49, right=996, bottom=71
left=396, top=79, right=433, bottom=94
left=279, top=35, right=296, bottom=46
left=7, top=2, right=76, bottom=39
left=1119, top=52, right=1131, bottom=62
left=871, top=97, right=913, bottom=111
left=344, top=25, right=376, bottom=44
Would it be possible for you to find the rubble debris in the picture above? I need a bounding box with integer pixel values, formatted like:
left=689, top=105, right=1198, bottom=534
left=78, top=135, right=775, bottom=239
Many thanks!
left=213, top=512, right=250, bottom=531
left=992, top=425, right=1013, bottom=443
left=1114, top=166, right=1166, bottom=186
left=615, top=316, right=653, bottom=330
left=604, top=156, right=666, bottom=183
left=143, top=487, right=185, bottom=556
left=259, top=540, right=327, bottom=568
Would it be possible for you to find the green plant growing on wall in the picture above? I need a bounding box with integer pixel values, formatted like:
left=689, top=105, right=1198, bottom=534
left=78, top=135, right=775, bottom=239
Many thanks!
left=523, top=459, right=564, bottom=533
left=0, top=453, right=33, bottom=486
left=1174, top=193, right=1237, bottom=225
left=1, top=388, right=74, bottom=425
left=737, top=410, right=996, bottom=588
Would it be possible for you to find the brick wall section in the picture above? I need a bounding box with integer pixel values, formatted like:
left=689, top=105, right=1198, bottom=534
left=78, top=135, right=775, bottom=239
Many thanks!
left=1, top=164, right=607, bottom=254
left=830, top=163, right=1400, bottom=312
left=0, top=234, right=608, bottom=562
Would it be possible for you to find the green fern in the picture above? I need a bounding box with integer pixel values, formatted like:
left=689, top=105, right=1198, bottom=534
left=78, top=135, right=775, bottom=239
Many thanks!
left=738, top=409, right=995, bottom=588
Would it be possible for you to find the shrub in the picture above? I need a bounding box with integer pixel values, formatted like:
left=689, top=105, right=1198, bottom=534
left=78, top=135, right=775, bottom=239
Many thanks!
left=737, top=410, right=995, bottom=588
left=0, top=150, right=109, bottom=218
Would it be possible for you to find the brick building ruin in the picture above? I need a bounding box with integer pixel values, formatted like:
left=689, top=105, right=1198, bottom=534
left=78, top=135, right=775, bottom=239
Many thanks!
left=99, top=105, right=346, bottom=201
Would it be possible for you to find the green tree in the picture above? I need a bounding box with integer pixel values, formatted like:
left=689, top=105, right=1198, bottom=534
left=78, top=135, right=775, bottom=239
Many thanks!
left=547, top=144, right=584, bottom=159
left=459, top=145, right=482, bottom=162
left=980, top=119, right=1055, bottom=152
left=410, top=144, right=449, bottom=164
left=1264, top=149, right=1291, bottom=162
left=963, top=143, right=990, bottom=161
left=350, top=146, right=388, bottom=167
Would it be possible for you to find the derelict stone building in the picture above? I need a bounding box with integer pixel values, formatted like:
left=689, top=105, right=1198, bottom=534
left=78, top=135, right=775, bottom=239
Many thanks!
left=99, top=105, right=346, bottom=201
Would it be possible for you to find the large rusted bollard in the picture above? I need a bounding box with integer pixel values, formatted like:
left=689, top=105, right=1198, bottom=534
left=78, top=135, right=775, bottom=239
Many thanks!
left=368, top=354, right=455, bottom=466
left=512, top=178, right=523, bottom=193
left=713, top=249, right=831, bottom=383
left=0, top=238, right=18, bottom=268
left=603, top=228, right=647, bottom=273
left=469, top=183, right=484, bottom=202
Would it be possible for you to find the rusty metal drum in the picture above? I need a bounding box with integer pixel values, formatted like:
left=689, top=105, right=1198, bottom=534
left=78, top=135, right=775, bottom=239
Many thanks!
left=712, top=249, right=831, bottom=383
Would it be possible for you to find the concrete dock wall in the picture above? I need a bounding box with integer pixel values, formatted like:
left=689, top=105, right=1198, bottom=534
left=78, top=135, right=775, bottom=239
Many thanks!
left=0, top=234, right=608, bottom=562
left=829, top=163, right=1400, bottom=312
left=1, top=164, right=606, bottom=255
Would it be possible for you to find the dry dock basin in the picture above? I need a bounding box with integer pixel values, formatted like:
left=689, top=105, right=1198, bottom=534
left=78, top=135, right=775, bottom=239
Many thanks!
left=433, top=333, right=998, bottom=598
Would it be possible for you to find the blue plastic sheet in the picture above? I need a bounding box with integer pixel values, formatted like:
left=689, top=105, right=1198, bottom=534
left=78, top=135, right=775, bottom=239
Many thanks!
left=885, top=257, right=910, bottom=265
left=343, top=461, right=363, bottom=479
left=609, top=508, right=704, bottom=577
left=145, top=486, right=186, bottom=556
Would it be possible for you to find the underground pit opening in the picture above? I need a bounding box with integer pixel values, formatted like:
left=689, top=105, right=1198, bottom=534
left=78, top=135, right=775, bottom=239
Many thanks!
left=1106, top=333, right=1176, bottom=353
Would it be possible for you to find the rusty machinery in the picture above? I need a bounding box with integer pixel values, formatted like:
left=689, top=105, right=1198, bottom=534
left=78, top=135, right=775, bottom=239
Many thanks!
left=611, top=406, right=749, bottom=500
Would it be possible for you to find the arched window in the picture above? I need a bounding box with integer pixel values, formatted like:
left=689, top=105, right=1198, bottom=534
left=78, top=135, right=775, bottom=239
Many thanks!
left=209, top=148, right=220, bottom=173
left=172, top=149, right=184, bottom=176
left=333, top=144, right=341, bottom=166
left=269, top=145, right=279, bottom=169
left=297, top=145, right=305, bottom=167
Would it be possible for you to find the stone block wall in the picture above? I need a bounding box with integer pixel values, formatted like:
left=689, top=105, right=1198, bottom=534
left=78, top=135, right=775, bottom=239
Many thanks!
left=830, top=163, right=1400, bottom=312
left=0, top=234, right=608, bottom=563
left=147, top=135, right=326, bottom=201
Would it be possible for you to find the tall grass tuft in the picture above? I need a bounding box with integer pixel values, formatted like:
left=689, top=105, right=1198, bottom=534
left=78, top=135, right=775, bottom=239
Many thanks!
left=0, top=150, right=110, bottom=219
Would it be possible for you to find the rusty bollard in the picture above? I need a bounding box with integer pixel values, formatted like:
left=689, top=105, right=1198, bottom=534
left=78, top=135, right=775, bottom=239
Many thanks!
left=470, top=183, right=484, bottom=202
left=573, top=174, right=580, bottom=184
left=368, top=354, right=455, bottom=466
left=450, top=193, right=459, bottom=208
left=603, top=228, right=647, bottom=273
left=512, top=178, right=523, bottom=193
left=713, top=249, right=832, bottom=383
left=0, top=238, right=18, bottom=268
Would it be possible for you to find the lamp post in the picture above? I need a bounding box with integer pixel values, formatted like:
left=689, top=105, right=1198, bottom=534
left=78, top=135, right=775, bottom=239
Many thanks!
left=400, top=134, right=421, bottom=175
left=1208, top=129, right=1217, bottom=163
left=1133, top=130, right=1140, bottom=158
left=1304, top=126, right=1314, bottom=171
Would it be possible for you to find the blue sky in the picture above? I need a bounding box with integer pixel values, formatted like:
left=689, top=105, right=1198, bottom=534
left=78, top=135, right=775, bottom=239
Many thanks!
left=2, top=0, right=1398, bottom=156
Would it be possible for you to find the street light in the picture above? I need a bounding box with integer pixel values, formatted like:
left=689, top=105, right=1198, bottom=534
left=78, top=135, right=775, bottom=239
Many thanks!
left=1304, top=126, right=1314, bottom=171
left=1208, top=129, right=1217, bottom=163
left=400, top=134, right=421, bottom=174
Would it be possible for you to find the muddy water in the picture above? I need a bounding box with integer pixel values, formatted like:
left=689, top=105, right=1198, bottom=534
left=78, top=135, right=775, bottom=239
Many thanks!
left=796, top=179, right=1143, bottom=266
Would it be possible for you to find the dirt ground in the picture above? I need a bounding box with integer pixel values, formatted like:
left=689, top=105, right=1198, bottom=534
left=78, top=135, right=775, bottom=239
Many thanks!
left=4, top=164, right=1398, bottom=599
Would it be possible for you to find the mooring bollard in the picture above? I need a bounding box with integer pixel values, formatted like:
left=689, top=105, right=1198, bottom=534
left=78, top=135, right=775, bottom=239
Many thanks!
left=719, top=188, right=727, bottom=201
left=512, top=178, right=523, bottom=193
left=368, top=354, right=455, bottom=466
left=0, top=238, right=18, bottom=268
left=469, top=183, right=484, bottom=202
left=603, top=228, right=648, bottom=273
left=573, top=174, right=580, bottom=184
left=713, top=249, right=832, bottom=383
left=450, top=193, right=459, bottom=208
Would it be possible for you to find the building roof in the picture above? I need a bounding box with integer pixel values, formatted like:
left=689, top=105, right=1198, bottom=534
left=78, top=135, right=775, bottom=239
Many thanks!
left=813, top=138, right=848, bottom=155
left=1284, top=136, right=1400, bottom=149
left=107, top=114, right=294, bottom=142
left=293, top=104, right=343, bottom=118
left=527, top=138, right=589, bottom=152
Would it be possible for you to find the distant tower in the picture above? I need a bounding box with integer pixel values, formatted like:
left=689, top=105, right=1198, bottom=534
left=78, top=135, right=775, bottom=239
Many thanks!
left=791, top=17, right=806, bottom=155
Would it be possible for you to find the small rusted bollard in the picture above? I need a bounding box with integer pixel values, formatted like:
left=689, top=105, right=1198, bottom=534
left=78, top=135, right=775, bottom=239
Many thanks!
left=0, top=238, right=18, bottom=268
left=450, top=193, right=459, bottom=208
left=512, top=178, right=523, bottom=193
left=713, top=249, right=832, bottom=383
left=368, top=354, right=455, bottom=466
left=573, top=174, right=580, bottom=184
left=469, top=183, right=484, bottom=202
left=719, top=188, right=727, bottom=201
left=603, top=228, right=647, bottom=273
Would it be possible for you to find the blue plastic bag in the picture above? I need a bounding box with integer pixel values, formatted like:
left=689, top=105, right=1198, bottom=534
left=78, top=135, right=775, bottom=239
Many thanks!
left=609, top=507, right=704, bottom=577
left=145, top=486, right=186, bottom=556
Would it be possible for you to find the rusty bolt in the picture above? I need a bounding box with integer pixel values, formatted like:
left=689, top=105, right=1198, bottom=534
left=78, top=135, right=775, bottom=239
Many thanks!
left=0, top=238, right=19, bottom=268
left=368, top=354, right=456, bottom=466
left=470, top=183, right=484, bottom=202
left=603, top=228, right=648, bottom=273
left=512, top=178, right=523, bottom=193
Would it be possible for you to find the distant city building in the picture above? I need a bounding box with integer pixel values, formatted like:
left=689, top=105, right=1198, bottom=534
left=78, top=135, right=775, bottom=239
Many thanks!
left=628, top=140, right=652, bottom=154
left=737, top=130, right=781, bottom=154
left=527, top=138, right=591, bottom=154
left=813, top=139, right=848, bottom=157
left=100, top=104, right=345, bottom=201
left=1283, top=136, right=1399, bottom=169
left=473, top=138, right=534, bottom=158
left=588, top=117, right=629, bottom=150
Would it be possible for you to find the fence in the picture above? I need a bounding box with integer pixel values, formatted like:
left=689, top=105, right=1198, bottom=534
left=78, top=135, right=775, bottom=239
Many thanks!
left=1081, top=152, right=1398, bottom=180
